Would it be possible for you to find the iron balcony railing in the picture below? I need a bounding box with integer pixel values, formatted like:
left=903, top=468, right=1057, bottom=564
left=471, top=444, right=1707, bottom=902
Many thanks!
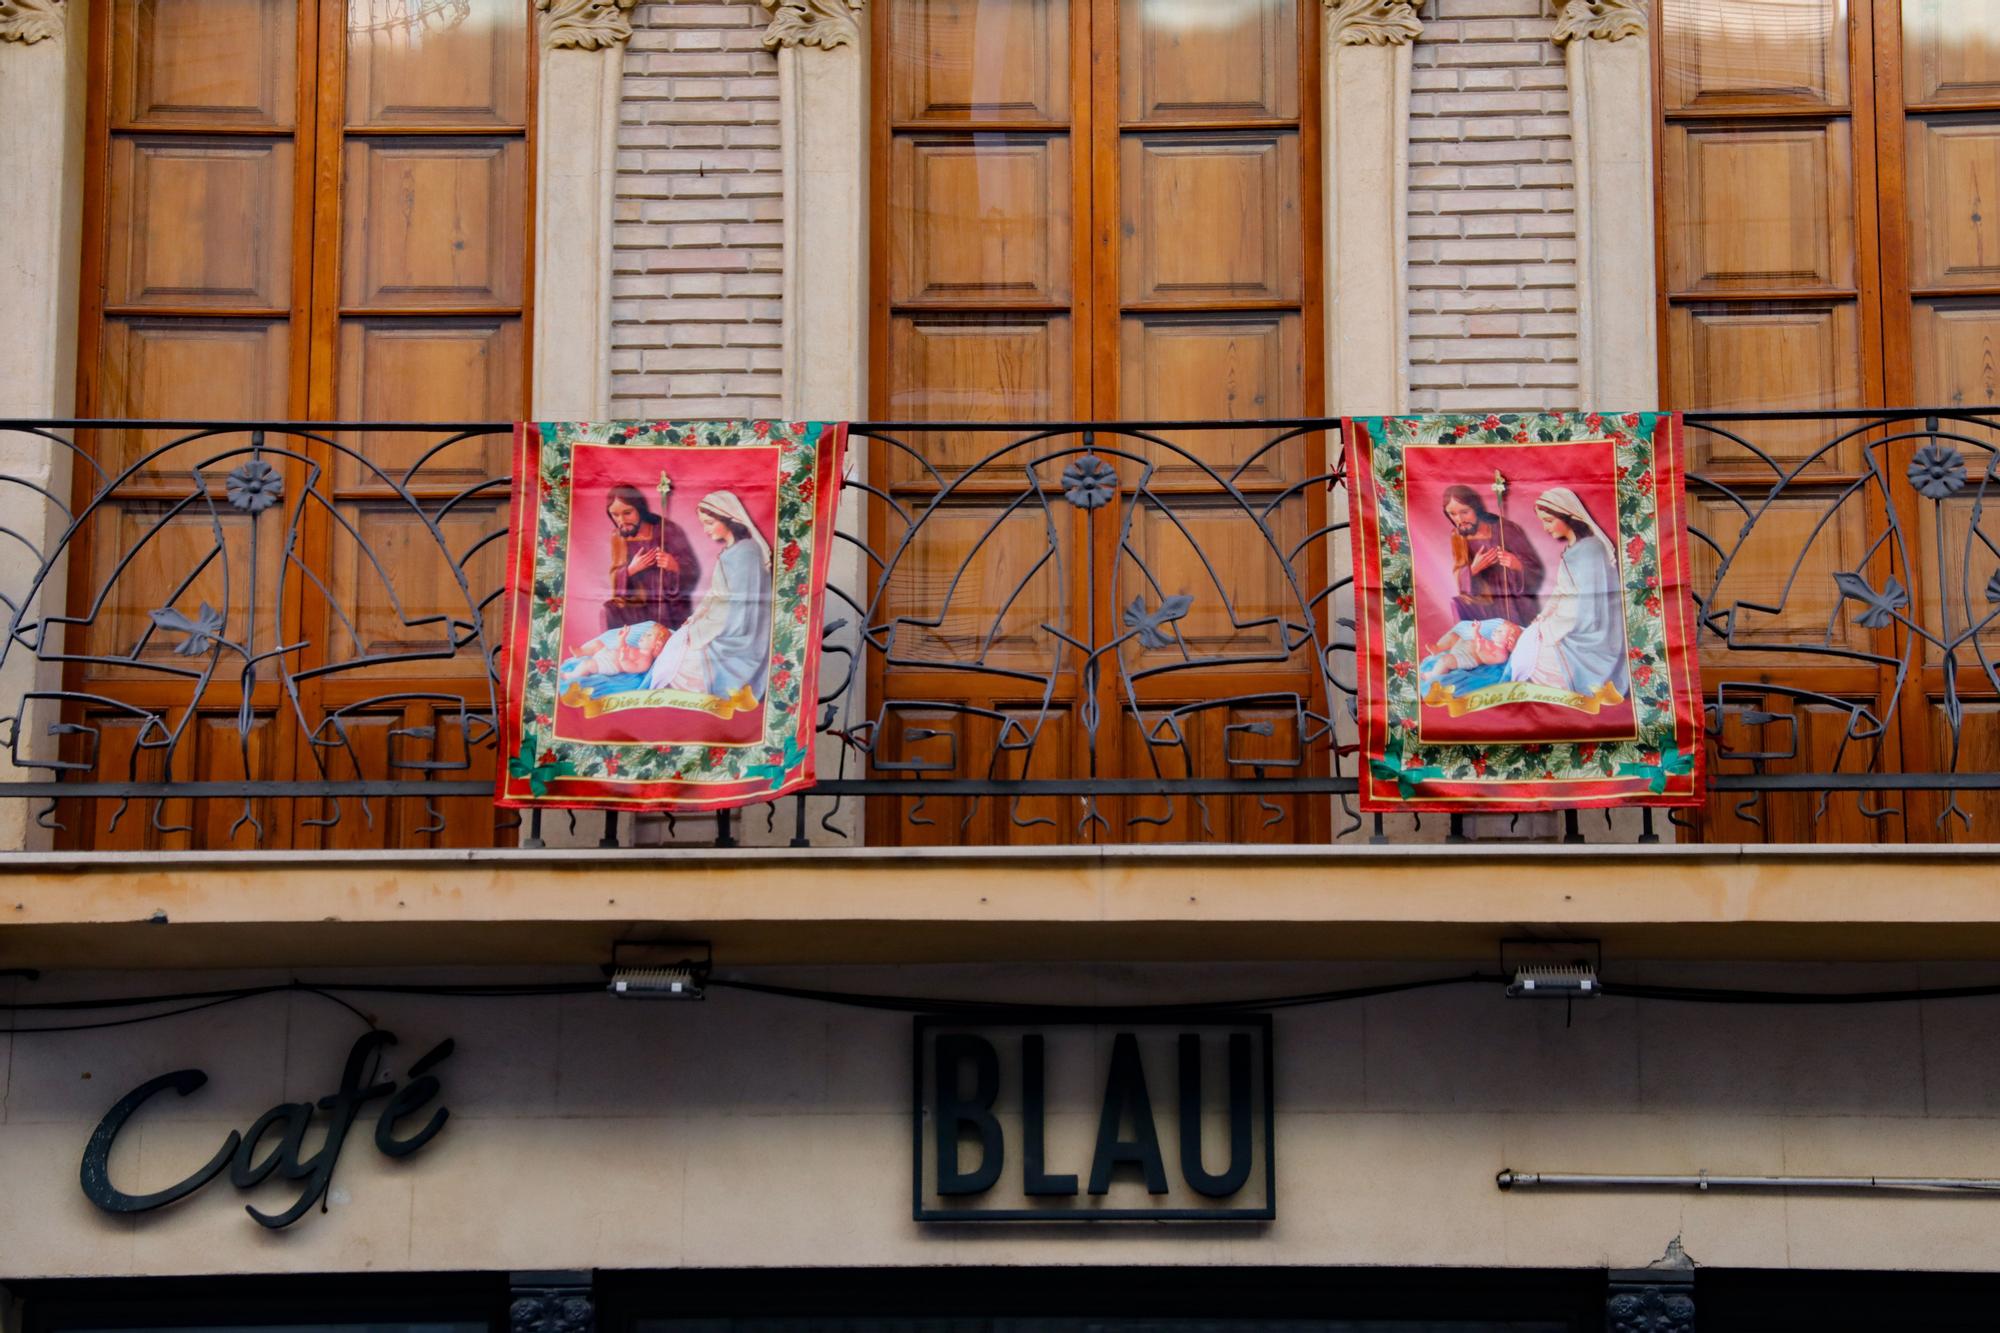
left=3, top=411, right=1999, bottom=847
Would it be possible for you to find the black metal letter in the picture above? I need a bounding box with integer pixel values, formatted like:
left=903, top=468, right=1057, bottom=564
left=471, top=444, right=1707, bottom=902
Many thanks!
left=934, top=1033, right=1002, bottom=1195
left=80, top=1070, right=239, bottom=1214
left=1088, top=1032, right=1167, bottom=1195
left=1177, top=1032, right=1253, bottom=1198
left=376, top=1037, right=455, bottom=1157
left=1021, top=1034, right=1078, bottom=1196
left=247, top=1030, right=396, bottom=1228
left=231, top=1102, right=312, bottom=1189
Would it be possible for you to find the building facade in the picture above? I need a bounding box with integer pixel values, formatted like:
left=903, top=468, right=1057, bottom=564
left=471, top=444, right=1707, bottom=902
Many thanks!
left=5, top=0, right=2000, bottom=1329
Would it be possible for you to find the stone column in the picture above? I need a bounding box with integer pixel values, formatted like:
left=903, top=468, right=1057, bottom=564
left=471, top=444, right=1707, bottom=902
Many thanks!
left=531, top=0, right=639, bottom=420
left=0, top=0, right=88, bottom=852
left=1324, top=0, right=1422, bottom=416
left=766, top=0, right=867, bottom=845
left=1551, top=0, right=1657, bottom=407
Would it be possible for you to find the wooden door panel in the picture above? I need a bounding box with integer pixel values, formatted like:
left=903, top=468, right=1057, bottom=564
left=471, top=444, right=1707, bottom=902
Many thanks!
left=110, top=0, right=297, bottom=126
left=871, top=703, right=1080, bottom=844
left=1905, top=118, right=2000, bottom=290
left=105, top=137, right=294, bottom=308
left=313, top=706, right=501, bottom=847
left=1912, top=299, right=2000, bottom=406
left=881, top=501, right=1073, bottom=668
left=344, top=0, right=527, bottom=128
left=1703, top=697, right=1901, bottom=842
left=339, top=137, right=525, bottom=307
left=1659, top=0, right=1848, bottom=111
left=1120, top=703, right=1306, bottom=843
left=332, top=318, right=519, bottom=485
left=1911, top=704, right=2000, bottom=839
left=1669, top=302, right=1864, bottom=472
left=322, top=499, right=504, bottom=669
left=886, top=0, right=1069, bottom=123
left=80, top=501, right=285, bottom=678
left=1121, top=494, right=1309, bottom=669
left=1902, top=0, right=2000, bottom=106
left=94, top=319, right=291, bottom=479
left=1690, top=491, right=1877, bottom=662
left=889, top=134, right=1073, bottom=305
left=1912, top=496, right=2000, bottom=666
left=1663, top=122, right=1855, bottom=292
left=885, top=314, right=1074, bottom=477
left=73, top=710, right=284, bottom=849
left=1116, top=0, right=1295, bottom=124
left=1116, top=313, right=1303, bottom=485
left=1119, top=132, right=1300, bottom=304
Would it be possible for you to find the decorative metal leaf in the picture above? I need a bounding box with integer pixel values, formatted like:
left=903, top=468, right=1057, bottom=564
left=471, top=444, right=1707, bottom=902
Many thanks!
left=1986, top=570, right=2000, bottom=605
left=1060, top=454, right=1117, bottom=509
left=1123, top=593, right=1192, bottom=649
left=149, top=602, right=225, bottom=656
left=1907, top=441, right=1967, bottom=499
left=1832, top=570, right=1909, bottom=629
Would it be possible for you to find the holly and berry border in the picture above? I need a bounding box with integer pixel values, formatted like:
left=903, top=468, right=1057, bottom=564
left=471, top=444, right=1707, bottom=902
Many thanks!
left=495, top=420, right=846, bottom=812
left=1346, top=411, right=1704, bottom=812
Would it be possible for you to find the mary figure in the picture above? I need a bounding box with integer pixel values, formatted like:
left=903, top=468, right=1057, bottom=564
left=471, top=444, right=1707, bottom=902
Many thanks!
left=642, top=490, right=775, bottom=704
left=1504, top=487, right=1629, bottom=702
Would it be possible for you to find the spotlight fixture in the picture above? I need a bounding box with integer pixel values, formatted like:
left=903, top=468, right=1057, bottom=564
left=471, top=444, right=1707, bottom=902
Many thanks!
left=1506, top=963, right=1599, bottom=999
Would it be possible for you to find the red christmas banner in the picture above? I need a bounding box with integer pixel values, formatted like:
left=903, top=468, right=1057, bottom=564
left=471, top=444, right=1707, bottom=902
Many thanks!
left=1347, top=411, right=1703, bottom=812
left=497, top=420, right=846, bottom=812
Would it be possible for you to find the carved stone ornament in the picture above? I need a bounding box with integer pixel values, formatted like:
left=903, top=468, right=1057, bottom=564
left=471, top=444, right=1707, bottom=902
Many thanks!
left=0, top=0, right=65, bottom=44
left=536, top=0, right=637, bottom=50
left=510, top=1291, right=594, bottom=1333
left=1606, top=1285, right=1695, bottom=1333
left=1547, top=0, right=1646, bottom=45
left=757, top=0, right=863, bottom=49
left=1326, top=0, right=1422, bottom=46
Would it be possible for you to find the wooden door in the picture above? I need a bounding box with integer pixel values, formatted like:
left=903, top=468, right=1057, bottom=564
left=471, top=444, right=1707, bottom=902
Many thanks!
left=869, top=0, right=1326, bottom=844
left=1657, top=0, right=2000, bottom=840
left=67, top=0, right=531, bottom=849
left=1876, top=0, right=2000, bottom=838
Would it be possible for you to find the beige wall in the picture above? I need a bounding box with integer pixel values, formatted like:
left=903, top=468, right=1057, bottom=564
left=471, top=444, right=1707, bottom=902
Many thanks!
left=5, top=959, right=2000, bottom=1278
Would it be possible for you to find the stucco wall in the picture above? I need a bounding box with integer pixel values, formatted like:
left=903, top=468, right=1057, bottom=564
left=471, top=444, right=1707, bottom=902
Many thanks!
left=4, top=960, right=2000, bottom=1276
left=611, top=0, right=786, bottom=419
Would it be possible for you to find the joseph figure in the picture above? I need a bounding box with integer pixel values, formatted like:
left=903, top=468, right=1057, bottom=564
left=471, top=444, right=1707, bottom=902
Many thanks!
left=1441, top=483, right=1544, bottom=625
left=603, top=483, right=698, bottom=633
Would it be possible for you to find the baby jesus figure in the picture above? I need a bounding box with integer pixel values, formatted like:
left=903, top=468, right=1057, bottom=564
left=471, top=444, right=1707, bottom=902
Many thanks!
left=560, top=620, right=671, bottom=701
left=1418, top=617, right=1522, bottom=695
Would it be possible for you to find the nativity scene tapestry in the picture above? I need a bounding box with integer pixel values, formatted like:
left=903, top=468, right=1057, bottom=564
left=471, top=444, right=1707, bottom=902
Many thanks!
left=1347, top=411, right=1703, bottom=812
left=497, top=420, right=846, bottom=812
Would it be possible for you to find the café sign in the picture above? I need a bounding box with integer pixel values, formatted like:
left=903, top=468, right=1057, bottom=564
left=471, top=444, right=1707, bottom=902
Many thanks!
left=912, top=1015, right=1275, bottom=1221
left=80, top=1030, right=454, bottom=1229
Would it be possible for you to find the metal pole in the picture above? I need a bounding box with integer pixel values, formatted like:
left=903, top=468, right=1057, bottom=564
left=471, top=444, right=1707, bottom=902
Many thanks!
left=1498, top=1169, right=2000, bottom=1193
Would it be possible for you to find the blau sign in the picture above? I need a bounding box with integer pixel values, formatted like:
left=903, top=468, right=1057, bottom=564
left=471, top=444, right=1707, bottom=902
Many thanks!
left=80, top=1030, right=454, bottom=1229
left=912, top=1015, right=1275, bottom=1221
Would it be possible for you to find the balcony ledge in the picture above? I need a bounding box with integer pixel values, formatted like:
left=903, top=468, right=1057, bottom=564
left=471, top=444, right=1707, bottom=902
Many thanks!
left=1, top=843, right=1998, bottom=970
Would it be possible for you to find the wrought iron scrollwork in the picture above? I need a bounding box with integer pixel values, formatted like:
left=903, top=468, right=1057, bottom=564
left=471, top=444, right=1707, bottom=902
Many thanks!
left=4, top=410, right=2000, bottom=846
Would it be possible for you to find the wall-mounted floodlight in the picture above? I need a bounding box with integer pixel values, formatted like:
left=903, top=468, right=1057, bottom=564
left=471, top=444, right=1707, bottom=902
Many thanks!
left=1506, top=963, right=1598, bottom=999
left=609, top=965, right=705, bottom=999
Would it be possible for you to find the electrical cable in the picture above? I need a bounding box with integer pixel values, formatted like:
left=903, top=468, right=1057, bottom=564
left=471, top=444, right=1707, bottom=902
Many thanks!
left=700, top=971, right=1502, bottom=1016
left=5, top=970, right=2000, bottom=1036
